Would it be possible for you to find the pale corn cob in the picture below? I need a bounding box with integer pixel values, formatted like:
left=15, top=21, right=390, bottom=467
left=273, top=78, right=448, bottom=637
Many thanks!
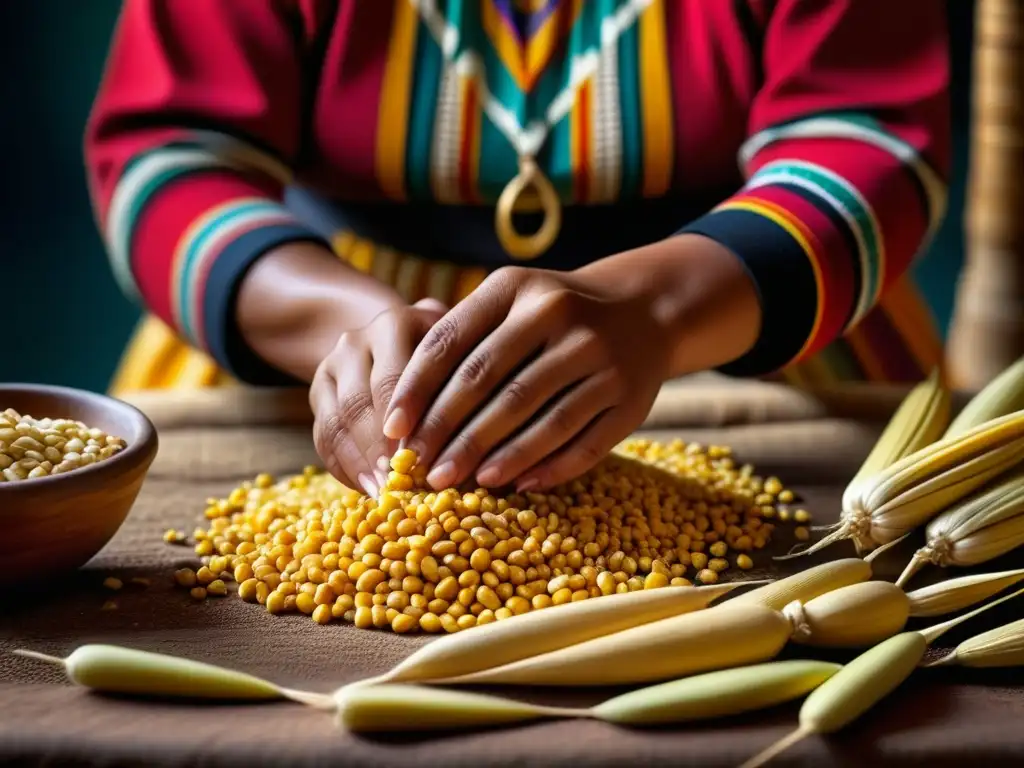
left=366, top=581, right=749, bottom=686
left=897, top=466, right=1024, bottom=586
left=441, top=602, right=794, bottom=687
left=786, top=581, right=910, bottom=649
left=334, top=661, right=842, bottom=732
left=787, top=411, right=1024, bottom=558
left=741, top=584, right=1024, bottom=768
left=928, top=615, right=1024, bottom=668
left=728, top=558, right=872, bottom=611
left=945, top=354, right=1024, bottom=439
left=842, top=368, right=951, bottom=511
left=906, top=568, right=1024, bottom=617
left=421, top=580, right=914, bottom=689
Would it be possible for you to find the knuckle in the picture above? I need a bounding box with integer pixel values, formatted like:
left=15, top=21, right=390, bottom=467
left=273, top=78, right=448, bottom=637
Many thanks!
left=417, top=410, right=450, bottom=441
left=452, top=431, right=483, bottom=462
left=501, top=379, right=533, bottom=413
left=546, top=402, right=580, bottom=437
left=336, top=391, right=375, bottom=429
left=578, top=440, right=605, bottom=465
left=314, top=413, right=349, bottom=456
left=537, top=288, right=576, bottom=323
left=459, top=350, right=493, bottom=388
left=373, top=371, right=403, bottom=403
left=421, top=316, right=459, bottom=359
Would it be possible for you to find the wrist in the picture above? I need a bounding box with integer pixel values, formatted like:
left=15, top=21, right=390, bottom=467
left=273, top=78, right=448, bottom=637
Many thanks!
left=575, top=235, right=761, bottom=377
left=237, top=242, right=404, bottom=382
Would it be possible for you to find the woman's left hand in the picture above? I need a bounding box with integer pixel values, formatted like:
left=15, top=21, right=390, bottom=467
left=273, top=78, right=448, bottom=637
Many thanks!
left=381, top=264, right=674, bottom=492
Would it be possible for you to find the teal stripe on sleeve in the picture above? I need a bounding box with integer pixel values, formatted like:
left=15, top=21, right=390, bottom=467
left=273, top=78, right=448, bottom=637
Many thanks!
left=406, top=20, right=444, bottom=201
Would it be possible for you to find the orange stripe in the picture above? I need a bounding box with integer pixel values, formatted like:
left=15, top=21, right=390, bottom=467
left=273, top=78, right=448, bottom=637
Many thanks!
left=718, top=199, right=826, bottom=363
left=844, top=325, right=889, bottom=382
left=458, top=79, right=481, bottom=204
left=638, top=0, right=674, bottom=196
left=375, top=1, right=417, bottom=200
left=878, top=275, right=944, bottom=374
left=480, top=2, right=527, bottom=88
left=572, top=80, right=592, bottom=203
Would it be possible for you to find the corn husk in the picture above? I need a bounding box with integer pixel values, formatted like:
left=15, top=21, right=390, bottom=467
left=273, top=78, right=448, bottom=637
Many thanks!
left=945, top=355, right=1024, bottom=439
left=786, top=411, right=1024, bottom=558
left=842, top=368, right=951, bottom=511
left=372, top=581, right=750, bottom=686
left=897, top=466, right=1024, bottom=586
left=786, top=580, right=910, bottom=649
left=727, top=558, right=872, bottom=611
left=741, top=584, right=1024, bottom=768
left=928, top=615, right=1024, bottom=668
left=440, top=602, right=793, bottom=687
left=905, top=568, right=1024, bottom=617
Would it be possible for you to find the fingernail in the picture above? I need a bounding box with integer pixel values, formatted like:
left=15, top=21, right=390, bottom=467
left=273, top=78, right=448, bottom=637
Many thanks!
left=427, top=461, right=457, bottom=490
left=476, top=466, right=502, bottom=488
left=358, top=473, right=379, bottom=498
left=383, top=408, right=409, bottom=440
left=375, top=469, right=389, bottom=489
left=516, top=477, right=539, bottom=493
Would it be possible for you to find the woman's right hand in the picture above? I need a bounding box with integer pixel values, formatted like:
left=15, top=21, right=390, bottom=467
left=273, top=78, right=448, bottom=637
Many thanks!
left=310, top=297, right=448, bottom=496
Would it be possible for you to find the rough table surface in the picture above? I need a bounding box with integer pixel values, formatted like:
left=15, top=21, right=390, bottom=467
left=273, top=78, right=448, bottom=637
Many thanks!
left=3, top=379, right=1024, bottom=768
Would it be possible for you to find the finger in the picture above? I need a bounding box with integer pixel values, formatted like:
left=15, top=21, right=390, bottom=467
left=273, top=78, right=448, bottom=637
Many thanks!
left=424, top=336, right=604, bottom=489
left=312, top=350, right=379, bottom=495
left=476, top=370, right=623, bottom=489
left=370, top=304, right=448, bottom=480
left=384, top=274, right=517, bottom=440
left=514, top=406, right=632, bottom=491
left=409, top=316, right=551, bottom=476
left=413, top=297, right=449, bottom=314
left=310, top=370, right=361, bottom=493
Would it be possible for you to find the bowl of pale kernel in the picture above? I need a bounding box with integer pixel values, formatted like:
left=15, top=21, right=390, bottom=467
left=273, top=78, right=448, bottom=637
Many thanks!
left=0, top=384, right=158, bottom=574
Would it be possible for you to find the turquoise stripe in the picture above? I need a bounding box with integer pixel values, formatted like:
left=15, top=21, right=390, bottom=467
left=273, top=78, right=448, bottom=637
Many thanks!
left=177, top=200, right=282, bottom=342
left=406, top=20, right=443, bottom=201
left=755, top=161, right=882, bottom=307
left=536, top=42, right=572, bottom=202
left=617, top=18, right=642, bottom=199
left=477, top=40, right=521, bottom=202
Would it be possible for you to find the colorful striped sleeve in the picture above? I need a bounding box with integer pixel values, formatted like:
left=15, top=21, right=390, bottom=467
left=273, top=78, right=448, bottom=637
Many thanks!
left=84, top=0, right=331, bottom=385
left=680, top=0, right=951, bottom=377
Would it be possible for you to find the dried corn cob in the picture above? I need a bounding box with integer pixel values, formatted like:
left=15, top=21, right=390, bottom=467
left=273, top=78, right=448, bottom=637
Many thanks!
left=842, top=369, right=951, bottom=511
left=787, top=412, right=1024, bottom=558
left=420, top=580, right=914, bottom=688
left=728, top=558, right=872, bottom=611
left=368, top=581, right=749, bottom=686
left=945, top=354, right=1024, bottom=439
left=897, top=466, right=1024, bottom=586
left=741, top=584, right=1024, bottom=768
left=906, top=568, right=1024, bottom=617
left=786, top=581, right=909, bottom=649
left=927, top=615, right=1024, bottom=668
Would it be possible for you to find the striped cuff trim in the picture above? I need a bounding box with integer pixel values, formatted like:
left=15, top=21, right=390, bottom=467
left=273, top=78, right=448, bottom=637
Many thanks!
left=203, top=222, right=329, bottom=385
left=680, top=206, right=818, bottom=376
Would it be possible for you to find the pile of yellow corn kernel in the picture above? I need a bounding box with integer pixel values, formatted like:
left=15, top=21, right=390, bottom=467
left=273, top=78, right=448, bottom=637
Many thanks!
left=169, top=440, right=811, bottom=633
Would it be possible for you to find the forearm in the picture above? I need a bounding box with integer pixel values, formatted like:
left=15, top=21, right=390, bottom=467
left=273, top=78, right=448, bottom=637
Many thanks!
left=237, top=243, right=405, bottom=383
left=574, top=235, right=761, bottom=378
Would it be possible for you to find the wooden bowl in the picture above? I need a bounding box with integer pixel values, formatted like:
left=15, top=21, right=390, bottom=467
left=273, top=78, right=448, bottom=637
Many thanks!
left=0, top=384, right=158, bottom=574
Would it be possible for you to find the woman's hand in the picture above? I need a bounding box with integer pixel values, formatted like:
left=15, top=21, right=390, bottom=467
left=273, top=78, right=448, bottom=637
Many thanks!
left=382, top=235, right=760, bottom=492
left=309, top=298, right=448, bottom=496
